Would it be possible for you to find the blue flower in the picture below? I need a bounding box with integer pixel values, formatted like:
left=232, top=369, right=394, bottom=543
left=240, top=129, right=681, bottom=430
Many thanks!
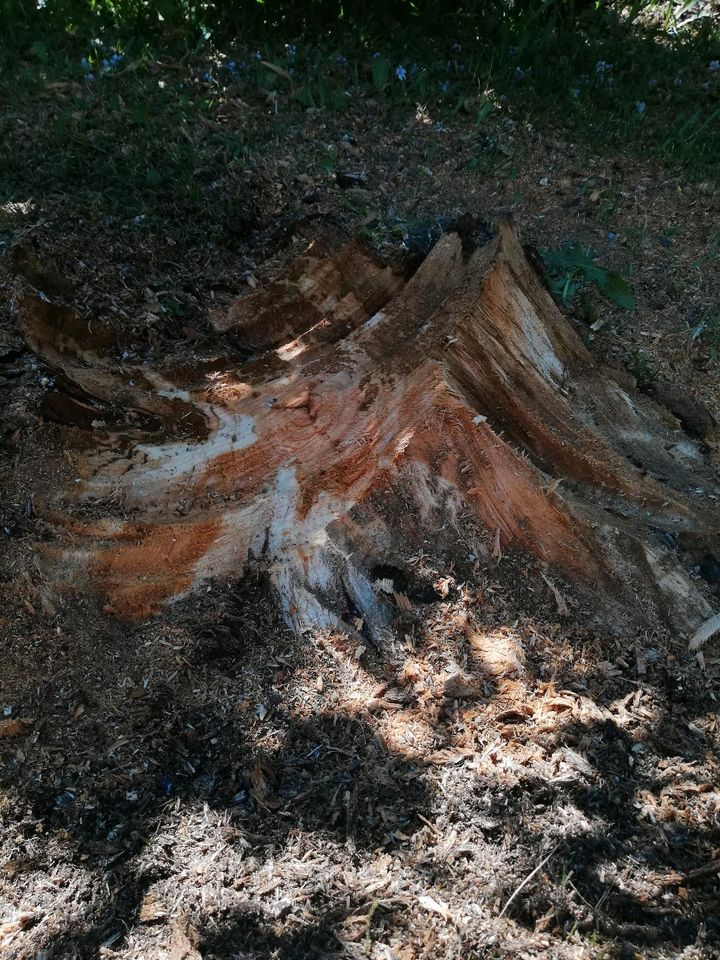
left=85, top=73, right=95, bottom=82
left=411, top=63, right=419, bottom=76
left=253, top=51, right=263, bottom=61
left=336, top=54, right=348, bottom=65
left=395, top=65, right=406, bottom=81
left=673, top=76, right=683, bottom=87
left=203, top=71, right=212, bottom=82
left=226, top=60, right=236, bottom=72
left=607, top=232, right=619, bottom=241
left=372, top=51, right=381, bottom=59
left=80, top=57, right=90, bottom=71
left=648, top=78, right=657, bottom=88
left=439, top=80, right=450, bottom=93
left=595, top=60, right=613, bottom=75
left=110, top=52, right=122, bottom=65
left=286, top=44, right=297, bottom=59
left=572, top=86, right=581, bottom=98
left=709, top=60, right=720, bottom=72
left=635, top=100, right=646, bottom=114
left=101, top=58, right=110, bottom=71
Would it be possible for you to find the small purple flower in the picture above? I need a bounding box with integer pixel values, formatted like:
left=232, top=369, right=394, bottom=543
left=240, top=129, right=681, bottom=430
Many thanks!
left=253, top=51, right=263, bottom=61
left=595, top=60, right=613, bottom=75
left=372, top=51, right=381, bottom=59
left=709, top=60, right=720, bottom=72
left=203, top=71, right=212, bottom=82
left=607, top=232, right=619, bottom=241
left=395, top=65, right=406, bottom=81
left=572, top=86, right=581, bottom=98
left=439, top=80, right=450, bottom=94
left=286, top=44, right=297, bottom=59
left=80, top=57, right=90, bottom=71
left=110, top=52, right=122, bottom=65
left=635, top=100, right=646, bottom=114
left=226, top=60, right=236, bottom=73
left=102, top=58, right=110, bottom=71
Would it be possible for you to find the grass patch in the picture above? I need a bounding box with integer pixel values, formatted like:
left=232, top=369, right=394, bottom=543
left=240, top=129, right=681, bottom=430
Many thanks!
left=0, top=5, right=719, bottom=248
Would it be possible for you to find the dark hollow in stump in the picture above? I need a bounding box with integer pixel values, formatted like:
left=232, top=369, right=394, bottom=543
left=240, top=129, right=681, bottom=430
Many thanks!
left=22, top=220, right=719, bottom=643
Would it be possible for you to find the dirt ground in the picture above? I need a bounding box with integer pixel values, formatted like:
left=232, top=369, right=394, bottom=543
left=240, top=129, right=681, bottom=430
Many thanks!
left=1, top=86, right=720, bottom=960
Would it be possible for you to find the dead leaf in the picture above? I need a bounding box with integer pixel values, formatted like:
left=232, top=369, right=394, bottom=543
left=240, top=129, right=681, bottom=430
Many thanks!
left=393, top=591, right=412, bottom=610
left=541, top=572, right=568, bottom=616
left=495, top=706, right=532, bottom=723
left=0, top=913, right=38, bottom=937
left=417, top=893, right=453, bottom=920
left=544, top=477, right=562, bottom=495
left=251, top=762, right=282, bottom=810
left=467, top=628, right=525, bottom=677
left=169, top=915, right=201, bottom=960
left=260, top=60, right=294, bottom=84
left=492, top=527, right=502, bottom=562
left=0, top=718, right=33, bottom=739
left=139, top=892, right=167, bottom=924
left=544, top=696, right=575, bottom=713
left=443, top=671, right=480, bottom=699
left=426, top=748, right=473, bottom=765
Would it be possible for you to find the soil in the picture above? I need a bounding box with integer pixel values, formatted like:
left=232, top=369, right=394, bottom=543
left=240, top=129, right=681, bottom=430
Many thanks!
left=1, top=80, right=720, bottom=960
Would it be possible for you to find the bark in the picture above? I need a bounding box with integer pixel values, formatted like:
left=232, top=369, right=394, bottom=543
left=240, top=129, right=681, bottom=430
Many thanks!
left=22, top=220, right=719, bottom=643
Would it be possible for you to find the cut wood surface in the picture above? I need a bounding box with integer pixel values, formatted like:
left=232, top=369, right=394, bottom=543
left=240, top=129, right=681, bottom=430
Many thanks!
left=22, top=219, right=719, bottom=642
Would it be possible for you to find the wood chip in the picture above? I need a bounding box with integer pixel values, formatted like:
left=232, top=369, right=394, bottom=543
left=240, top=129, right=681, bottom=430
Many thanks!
left=689, top=612, right=720, bottom=651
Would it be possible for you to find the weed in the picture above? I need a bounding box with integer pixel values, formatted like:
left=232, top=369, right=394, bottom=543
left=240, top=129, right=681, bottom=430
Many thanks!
left=541, top=243, right=636, bottom=310
left=627, top=348, right=656, bottom=387
left=689, top=313, right=720, bottom=364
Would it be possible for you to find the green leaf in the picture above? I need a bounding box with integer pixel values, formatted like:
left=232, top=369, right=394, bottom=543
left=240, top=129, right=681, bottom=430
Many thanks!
left=30, top=41, right=48, bottom=64
left=595, top=270, right=636, bottom=310
left=540, top=243, right=635, bottom=310
left=476, top=100, right=493, bottom=127
left=371, top=57, right=391, bottom=90
left=294, top=87, right=316, bottom=108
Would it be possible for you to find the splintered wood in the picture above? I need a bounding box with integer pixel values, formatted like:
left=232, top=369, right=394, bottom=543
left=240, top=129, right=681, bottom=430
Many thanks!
left=21, top=220, right=719, bottom=643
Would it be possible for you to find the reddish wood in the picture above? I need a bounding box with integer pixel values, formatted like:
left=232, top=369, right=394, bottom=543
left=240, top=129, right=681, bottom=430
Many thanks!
left=23, top=220, right=719, bottom=641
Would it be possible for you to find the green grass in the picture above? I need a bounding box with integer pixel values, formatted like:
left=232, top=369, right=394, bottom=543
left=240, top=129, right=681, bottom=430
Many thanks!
left=1, top=4, right=719, bottom=244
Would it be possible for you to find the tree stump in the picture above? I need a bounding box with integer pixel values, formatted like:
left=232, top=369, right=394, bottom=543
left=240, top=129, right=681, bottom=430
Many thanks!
left=22, top=220, right=719, bottom=643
